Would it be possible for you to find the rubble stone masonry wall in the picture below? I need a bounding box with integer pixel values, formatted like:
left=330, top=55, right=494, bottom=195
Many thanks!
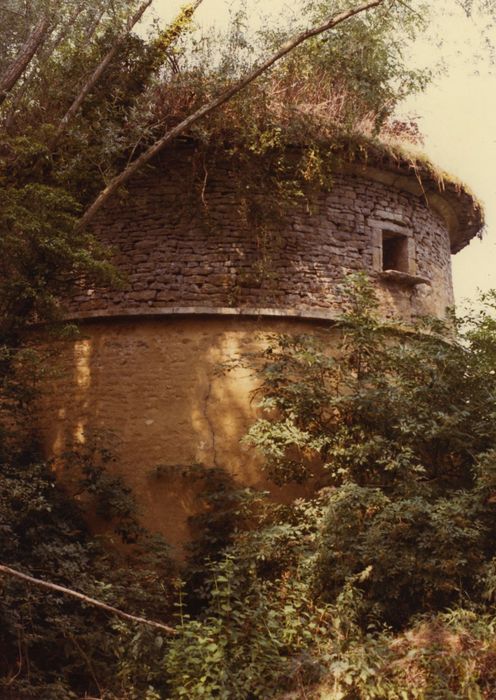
left=68, top=146, right=454, bottom=322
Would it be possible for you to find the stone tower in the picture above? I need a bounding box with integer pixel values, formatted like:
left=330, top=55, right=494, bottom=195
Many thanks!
left=41, top=142, right=483, bottom=550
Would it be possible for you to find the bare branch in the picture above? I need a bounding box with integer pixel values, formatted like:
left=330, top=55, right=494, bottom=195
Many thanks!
left=76, top=0, right=387, bottom=231
left=0, top=15, right=50, bottom=105
left=0, top=563, right=177, bottom=635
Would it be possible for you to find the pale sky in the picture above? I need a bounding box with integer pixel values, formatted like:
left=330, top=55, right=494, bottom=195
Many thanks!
left=147, top=0, right=496, bottom=305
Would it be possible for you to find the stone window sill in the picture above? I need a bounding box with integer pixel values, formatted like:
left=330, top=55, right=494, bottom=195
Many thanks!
left=379, top=270, right=432, bottom=286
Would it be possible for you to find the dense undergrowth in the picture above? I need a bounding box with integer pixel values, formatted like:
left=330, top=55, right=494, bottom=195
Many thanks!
left=3, top=277, right=496, bottom=698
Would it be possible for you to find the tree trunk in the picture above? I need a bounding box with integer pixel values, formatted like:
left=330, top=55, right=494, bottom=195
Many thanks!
left=0, top=15, right=50, bottom=105
left=3, top=2, right=88, bottom=131
left=76, top=0, right=386, bottom=231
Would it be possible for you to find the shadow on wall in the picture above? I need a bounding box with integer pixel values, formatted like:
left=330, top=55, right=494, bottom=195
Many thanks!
left=38, top=316, right=322, bottom=556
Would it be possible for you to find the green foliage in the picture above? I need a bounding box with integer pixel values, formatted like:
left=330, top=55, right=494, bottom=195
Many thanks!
left=0, top=345, right=175, bottom=699
left=0, top=435, right=177, bottom=699
left=3, top=1, right=496, bottom=697
left=311, top=609, right=496, bottom=699
left=0, top=180, right=115, bottom=337
left=4, top=269, right=496, bottom=698
left=245, top=276, right=496, bottom=625
left=187, top=275, right=492, bottom=697
left=0, top=335, right=167, bottom=700
left=165, top=554, right=331, bottom=699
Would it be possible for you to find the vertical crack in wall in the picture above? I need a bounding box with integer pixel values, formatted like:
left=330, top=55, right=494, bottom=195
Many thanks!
left=202, top=374, right=219, bottom=469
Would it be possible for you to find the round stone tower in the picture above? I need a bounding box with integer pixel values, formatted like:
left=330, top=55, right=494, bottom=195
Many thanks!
left=41, top=142, right=483, bottom=550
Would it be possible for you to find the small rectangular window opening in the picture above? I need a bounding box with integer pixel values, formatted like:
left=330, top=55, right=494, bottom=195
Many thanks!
left=382, top=232, right=409, bottom=273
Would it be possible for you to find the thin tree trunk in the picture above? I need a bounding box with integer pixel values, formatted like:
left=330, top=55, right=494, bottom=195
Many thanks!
left=0, top=15, right=50, bottom=105
left=83, top=3, right=107, bottom=43
left=53, top=0, right=154, bottom=144
left=76, top=0, right=386, bottom=232
left=0, top=563, right=177, bottom=635
left=3, top=1, right=88, bottom=131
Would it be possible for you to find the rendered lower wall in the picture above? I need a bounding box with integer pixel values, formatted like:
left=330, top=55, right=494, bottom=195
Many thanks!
left=40, top=315, right=334, bottom=554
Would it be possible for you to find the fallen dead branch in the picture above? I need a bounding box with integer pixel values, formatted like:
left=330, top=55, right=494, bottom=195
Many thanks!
left=0, top=563, right=177, bottom=635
